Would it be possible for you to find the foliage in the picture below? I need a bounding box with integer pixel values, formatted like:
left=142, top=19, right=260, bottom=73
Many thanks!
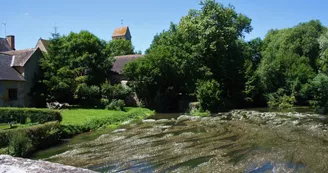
left=0, top=121, right=61, bottom=157
left=7, top=132, right=33, bottom=157
left=257, top=20, right=325, bottom=106
left=266, top=89, right=296, bottom=109
left=196, top=80, right=223, bottom=112
left=0, top=108, right=62, bottom=124
left=40, top=31, right=114, bottom=104
left=190, top=108, right=211, bottom=117
left=310, top=73, right=328, bottom=113
left=318, top=31, right=328, bottom=73
left=75, top=84, right=101, bottom=107
left=105, top=99, right=126, bottom=111
left=104, top=39, right=134, bottom=57
left=243, top=38, right=265, bottom=106
left=31, top=1, right=328, bottom=114
left=101, top=82, right=132, bottom=101
left=125, top=0, right=252, bottom=112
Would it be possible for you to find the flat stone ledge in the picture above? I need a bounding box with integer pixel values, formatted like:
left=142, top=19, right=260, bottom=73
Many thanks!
left=0, top=155, right=96, bottom=173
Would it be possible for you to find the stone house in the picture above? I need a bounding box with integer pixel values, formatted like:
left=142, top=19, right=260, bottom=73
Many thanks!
left=112, top=26, right=132, bottom=41
left=0, top=36, right=43, bottom=107
left=111, top=54, right=144, bottom=84
left=35, top=38, right=49, bottom=53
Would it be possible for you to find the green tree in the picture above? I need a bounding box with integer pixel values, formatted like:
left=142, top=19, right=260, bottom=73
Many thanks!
left=310, top=73, right=328, bottom=113
left=257, top=20, right=325, bottom=106
left=41, top=31, right=113, bottom=103
left=196, top=80, right=222, bottom=112
left=104, top=39, right=134, bottom=57
left=318, top=31, right=328, bottom=73
left=125, top=0, right=252, bottom=112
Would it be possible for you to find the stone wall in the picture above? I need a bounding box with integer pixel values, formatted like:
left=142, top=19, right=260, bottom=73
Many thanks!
left=0, top=81, right=25, bottom=107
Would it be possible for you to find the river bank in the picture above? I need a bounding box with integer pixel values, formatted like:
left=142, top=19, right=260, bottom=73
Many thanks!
left=0, top=107, right=154, bottom=158
left=31, top=109, right=328, bottom=172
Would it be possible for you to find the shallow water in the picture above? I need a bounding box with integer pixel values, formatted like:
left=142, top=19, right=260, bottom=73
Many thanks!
left=33, top=108, right=328, bottom=172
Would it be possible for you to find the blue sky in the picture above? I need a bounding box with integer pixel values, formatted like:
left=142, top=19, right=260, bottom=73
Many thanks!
left=0, top=0, right=327, bottom=52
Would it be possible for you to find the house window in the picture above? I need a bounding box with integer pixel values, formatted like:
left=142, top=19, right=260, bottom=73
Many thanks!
left=8, top=89, right=18, bottom=101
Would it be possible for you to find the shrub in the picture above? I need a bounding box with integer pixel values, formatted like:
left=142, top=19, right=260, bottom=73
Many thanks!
left=100, top=98, right=110, bottom=107
left=0, top=108, right=62, bottom=124
left=7, top=132, right=33, bottom=157
left=196, top=80, right=223, bottom=112
left=266, top=88, right=296, bottom=109
left=75, top=84, right=101, bottom=107
left=0, top=121, right=61, bottom=156
left=105, top=99, right=126, bottom=111
left=101, top=82, right=132, bottom=100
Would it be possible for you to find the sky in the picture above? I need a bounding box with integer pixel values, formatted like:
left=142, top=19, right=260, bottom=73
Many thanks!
left=0, top=0, right=327, bottom=53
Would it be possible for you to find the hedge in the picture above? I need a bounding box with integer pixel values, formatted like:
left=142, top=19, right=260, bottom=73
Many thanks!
left=0, top=108, right=62, bottom=124
left=0, top=121, right=61, bottom=156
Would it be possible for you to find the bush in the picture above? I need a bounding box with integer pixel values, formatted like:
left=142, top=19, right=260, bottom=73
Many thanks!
left=0, top=108, right=62, bottom=124
left=75, top=84, right=101, bottom=107
left=266, top=88, right=296, bottom=109
left=196, top=80, right=223, bottom=112
left=0, top=121, right=61, bottom=156
left=101, top=82, right=132, bottom=100
left=100, top=98, right=110, bottom=107
left=8, top=132, right=33, bottom=157
left=105, top=99, right=126, bottom=111
left=310, top=73, right=328, bottom=114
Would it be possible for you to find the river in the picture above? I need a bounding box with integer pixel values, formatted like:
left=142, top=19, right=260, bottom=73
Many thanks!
left=31, top=108, right=328, bottom=172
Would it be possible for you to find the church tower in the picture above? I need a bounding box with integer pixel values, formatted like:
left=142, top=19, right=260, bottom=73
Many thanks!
left=112, top=26, right=132, bottom=41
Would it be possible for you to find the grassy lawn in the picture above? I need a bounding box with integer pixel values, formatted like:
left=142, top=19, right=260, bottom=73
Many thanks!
left=59, top=107, right=154, bottom=136
left=60, top=107, right=154, bottom=125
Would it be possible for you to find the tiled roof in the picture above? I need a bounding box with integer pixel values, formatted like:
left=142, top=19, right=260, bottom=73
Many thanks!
left=35, top=38, right=49, bottom=52
left=0, top=54, right=25, bottom=81
left=112, top=54, right=144, bottom=74
left=0, top=38, right=11, bottom=52
left=1, top=48, right=36, bottom=67
left=112, top=26, right=129, bottom=37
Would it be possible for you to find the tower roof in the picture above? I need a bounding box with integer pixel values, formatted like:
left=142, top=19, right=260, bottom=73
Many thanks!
left=112, top=26, right=129, bottom=37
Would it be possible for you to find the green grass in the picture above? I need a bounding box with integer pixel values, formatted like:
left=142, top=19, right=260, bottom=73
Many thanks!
left=0, top=123, right=40, bottom=130
left=59, top=107, right=154, bottom=136
left=60, top=107, right=153, bottom=125
left=190, top=109, right=211, bottom=117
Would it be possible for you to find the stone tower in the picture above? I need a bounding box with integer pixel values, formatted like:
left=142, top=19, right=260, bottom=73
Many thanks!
left=112, top=26, right=132, bottom=41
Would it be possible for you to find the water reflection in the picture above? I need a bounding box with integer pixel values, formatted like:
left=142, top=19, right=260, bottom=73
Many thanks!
left=248, top=162, right=306, bottom=173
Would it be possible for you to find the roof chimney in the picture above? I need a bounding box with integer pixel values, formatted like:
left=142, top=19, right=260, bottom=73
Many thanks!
left=6, top=35, right=15, bottom=50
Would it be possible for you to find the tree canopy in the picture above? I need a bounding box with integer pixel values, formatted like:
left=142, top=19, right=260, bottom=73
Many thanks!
left=32, top=0, right=328, bottom=114
left=124, top=1, right=328, bottom=113
left=39, top=31, right=134, bottom=106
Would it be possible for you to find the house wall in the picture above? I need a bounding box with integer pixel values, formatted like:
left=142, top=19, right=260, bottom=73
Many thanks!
left=0, top=81, right=25, bottom=107
left=23, top=49, right=42, bottom=106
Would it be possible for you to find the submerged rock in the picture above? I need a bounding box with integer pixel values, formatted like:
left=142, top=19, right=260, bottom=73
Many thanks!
left=156, top=119, right=173, bottom=123
left=0, top=155, right=95, bottom=173
left=177, top=115, right=191, bottom=122
left=142, top=119, right=156, bottom=123
left=112, top=129, right=127, bottom=133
